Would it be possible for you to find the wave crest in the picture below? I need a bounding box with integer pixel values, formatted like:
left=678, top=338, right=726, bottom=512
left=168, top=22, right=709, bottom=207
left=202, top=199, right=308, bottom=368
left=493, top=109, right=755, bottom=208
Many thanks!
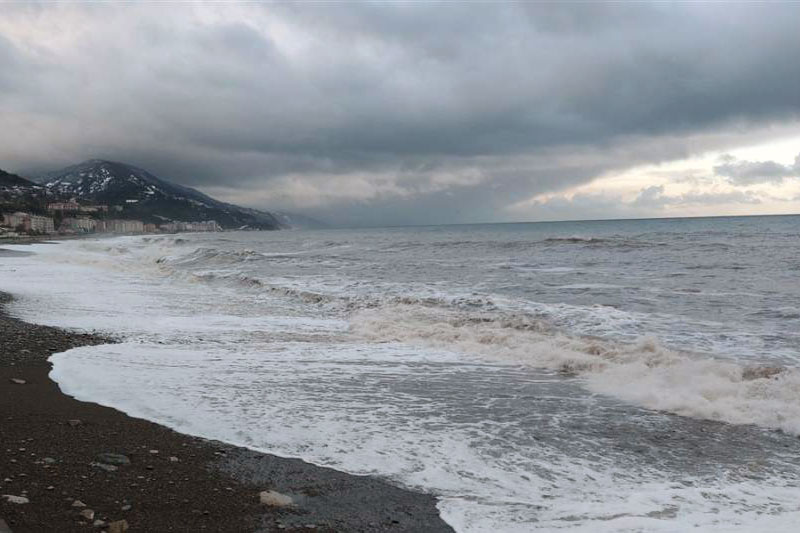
left=349, top=303, right=800, bottom=435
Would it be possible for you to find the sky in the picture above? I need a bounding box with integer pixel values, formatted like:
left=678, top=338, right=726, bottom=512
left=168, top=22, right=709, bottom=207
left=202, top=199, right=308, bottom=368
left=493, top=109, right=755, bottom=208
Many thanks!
left=1, top=2, right=800, bottom=227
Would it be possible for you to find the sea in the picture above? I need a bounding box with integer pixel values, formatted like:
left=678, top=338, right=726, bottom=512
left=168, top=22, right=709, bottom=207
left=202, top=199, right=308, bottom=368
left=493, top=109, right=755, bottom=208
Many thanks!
left=2, top=215, right=800, bottom=532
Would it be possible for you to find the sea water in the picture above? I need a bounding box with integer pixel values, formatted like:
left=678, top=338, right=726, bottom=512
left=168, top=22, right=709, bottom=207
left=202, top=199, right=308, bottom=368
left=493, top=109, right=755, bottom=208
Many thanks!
left=2, top=215, right=800, bottom=531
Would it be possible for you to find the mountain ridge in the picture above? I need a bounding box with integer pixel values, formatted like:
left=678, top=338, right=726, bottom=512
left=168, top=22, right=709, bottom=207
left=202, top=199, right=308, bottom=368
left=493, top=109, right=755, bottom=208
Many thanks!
left=37, top=159, right=284, bottom=230
left=1, top=168, right=38, bottom=189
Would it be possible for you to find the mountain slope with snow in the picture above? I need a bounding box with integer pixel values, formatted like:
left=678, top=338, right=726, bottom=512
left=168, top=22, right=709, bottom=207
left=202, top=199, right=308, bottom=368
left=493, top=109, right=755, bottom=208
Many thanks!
left=38, top=160, right=283, bottom=230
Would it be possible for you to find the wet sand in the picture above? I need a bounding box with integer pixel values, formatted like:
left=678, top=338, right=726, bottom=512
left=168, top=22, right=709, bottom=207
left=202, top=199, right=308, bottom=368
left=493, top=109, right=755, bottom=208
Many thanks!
left=0, top=292, right=453, bottom=532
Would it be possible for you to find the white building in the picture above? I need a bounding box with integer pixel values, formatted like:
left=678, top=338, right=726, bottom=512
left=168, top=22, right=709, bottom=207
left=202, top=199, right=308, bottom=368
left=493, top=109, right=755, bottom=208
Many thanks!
left=97, top=219, right=144, bottom=233
left=1, top=212, right=54, bottom=234
left=30, top=214, right=55, bottom=234
left=60, top=217, right=97, bottom=233
left=160, top=220, right=221, bottom=233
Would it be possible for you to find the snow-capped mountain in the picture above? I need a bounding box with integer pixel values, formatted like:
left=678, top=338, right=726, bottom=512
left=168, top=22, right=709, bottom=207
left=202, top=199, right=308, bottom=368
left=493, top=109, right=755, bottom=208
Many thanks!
left=38, top=159, right=284, bottom=230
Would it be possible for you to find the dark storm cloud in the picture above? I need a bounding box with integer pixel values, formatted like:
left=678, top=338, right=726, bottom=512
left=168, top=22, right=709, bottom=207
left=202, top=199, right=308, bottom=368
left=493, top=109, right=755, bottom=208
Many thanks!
left=1, top=2, right=800, bottom=224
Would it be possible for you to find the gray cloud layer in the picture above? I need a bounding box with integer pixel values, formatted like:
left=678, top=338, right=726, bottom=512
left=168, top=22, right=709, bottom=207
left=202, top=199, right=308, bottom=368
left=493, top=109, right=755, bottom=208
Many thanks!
left=714, top=153, right=800, bottom=185
left=1, top=3, right=800, bottom=225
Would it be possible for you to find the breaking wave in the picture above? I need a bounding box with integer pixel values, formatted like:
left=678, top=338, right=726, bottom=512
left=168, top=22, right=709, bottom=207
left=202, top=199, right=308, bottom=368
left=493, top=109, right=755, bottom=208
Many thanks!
left=349, top=303, right=800, bottom=435
left=142, top=242, right=800, bottom=436
left=45, top=236, right=800, bottom=438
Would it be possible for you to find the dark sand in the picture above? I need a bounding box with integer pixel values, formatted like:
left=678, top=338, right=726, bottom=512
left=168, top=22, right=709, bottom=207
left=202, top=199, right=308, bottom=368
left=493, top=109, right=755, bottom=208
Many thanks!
left=0, top=292, right=453, bottom=532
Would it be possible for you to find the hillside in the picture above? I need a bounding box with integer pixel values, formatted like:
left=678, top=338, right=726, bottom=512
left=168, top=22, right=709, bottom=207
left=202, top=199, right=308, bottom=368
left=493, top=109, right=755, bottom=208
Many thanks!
left=0, top=168, right=37, bottom=190
left=38, top=160, right=283, bottom=230
left=1, top=168, right=48, bottom=216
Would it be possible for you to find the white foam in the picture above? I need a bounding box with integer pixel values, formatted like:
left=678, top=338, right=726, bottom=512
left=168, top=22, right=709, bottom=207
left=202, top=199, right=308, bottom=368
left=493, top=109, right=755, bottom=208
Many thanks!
left=349, top=304, right=800, bottom=435
left=49, top=342, right=800, bottom=533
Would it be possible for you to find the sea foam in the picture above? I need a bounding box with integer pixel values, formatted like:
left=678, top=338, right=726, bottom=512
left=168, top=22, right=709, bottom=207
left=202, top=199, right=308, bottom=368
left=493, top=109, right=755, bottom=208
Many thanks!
left=349, top=303, right=800, bottom=435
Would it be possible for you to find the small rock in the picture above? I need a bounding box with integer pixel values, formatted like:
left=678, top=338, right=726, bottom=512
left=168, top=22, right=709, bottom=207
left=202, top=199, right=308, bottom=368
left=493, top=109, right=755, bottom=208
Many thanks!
left=121, top=504, right=132, bottom=511
left=259, top=490, right=294, bottom=507
left=96, top=453, right=130, bottom=466
left=46, top=486, right=55, bottom=491
left=9, top=378, right=25, bottom=385
left=2, top=494, right=29, bottom=504
left=43, top=457, right=57, bottom=465
left=72, top=499, right=87, bottom=508
left=80, top=509, right=95, bottom=521
left=148, top=449, right=159, bottom=455
left=168, top=456, right=179, bottom=462
left=91, top=462, right=118, bottom=472
left=93, top=519, right=106, bottom=528
left=67, top=419, right=82, bottom=427
left=108, top=519, right=129, bottom=533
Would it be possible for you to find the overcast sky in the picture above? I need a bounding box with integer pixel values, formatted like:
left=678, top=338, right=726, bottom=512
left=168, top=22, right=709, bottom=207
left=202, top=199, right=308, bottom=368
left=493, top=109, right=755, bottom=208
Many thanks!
left=2, top=2, right=800, bottom=226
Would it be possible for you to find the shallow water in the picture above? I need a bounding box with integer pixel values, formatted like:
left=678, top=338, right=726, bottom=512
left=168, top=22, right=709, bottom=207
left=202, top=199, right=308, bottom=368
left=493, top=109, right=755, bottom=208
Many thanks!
left=2, top=216, right=800, bottom=531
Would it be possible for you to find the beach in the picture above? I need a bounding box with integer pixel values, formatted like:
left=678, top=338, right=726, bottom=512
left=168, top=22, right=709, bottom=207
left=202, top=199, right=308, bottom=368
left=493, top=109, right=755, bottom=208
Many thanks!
left=0, top=290, right=452, bottom=533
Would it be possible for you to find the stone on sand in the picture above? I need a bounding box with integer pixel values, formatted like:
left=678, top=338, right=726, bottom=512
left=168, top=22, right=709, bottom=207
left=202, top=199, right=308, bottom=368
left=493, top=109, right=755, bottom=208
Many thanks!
left=1, top=495, right=28, bottom=504
left=108, top=519, right=129, bottom=533
left=91, top=462, right=118, bottom=472
left=96, top=453, right=130, bottom=465
left=259, top=490, right=294, bottom=507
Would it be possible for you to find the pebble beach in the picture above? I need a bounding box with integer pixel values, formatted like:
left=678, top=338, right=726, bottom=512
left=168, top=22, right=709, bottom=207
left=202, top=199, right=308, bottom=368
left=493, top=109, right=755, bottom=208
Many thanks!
left=0, top=290, right=452, bottom=533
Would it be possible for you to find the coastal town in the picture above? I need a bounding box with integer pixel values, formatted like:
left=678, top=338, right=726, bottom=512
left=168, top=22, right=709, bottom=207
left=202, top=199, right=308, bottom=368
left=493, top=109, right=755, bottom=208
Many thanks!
left=0, top=158, right=286, bottom=239
left=1, top=199, right=221, bottom=238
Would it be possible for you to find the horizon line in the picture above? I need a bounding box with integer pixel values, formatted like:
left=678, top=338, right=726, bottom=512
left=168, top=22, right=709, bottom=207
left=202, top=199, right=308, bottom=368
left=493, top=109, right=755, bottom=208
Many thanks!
left=327, top=211, right=800, bottom=231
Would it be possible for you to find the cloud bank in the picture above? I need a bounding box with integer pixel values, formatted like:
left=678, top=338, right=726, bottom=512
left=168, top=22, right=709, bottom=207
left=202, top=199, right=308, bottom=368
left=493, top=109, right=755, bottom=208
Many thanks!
left=714, top=154, right=800, bottom=186
left=1, top=3, right=800, bottom=225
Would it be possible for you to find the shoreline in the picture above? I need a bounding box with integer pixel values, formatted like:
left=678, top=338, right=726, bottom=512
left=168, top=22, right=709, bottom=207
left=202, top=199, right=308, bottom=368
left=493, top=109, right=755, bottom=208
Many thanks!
left=0, top=291, right=453, bottom=532
left=0, top=234, right=99, bottom=246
